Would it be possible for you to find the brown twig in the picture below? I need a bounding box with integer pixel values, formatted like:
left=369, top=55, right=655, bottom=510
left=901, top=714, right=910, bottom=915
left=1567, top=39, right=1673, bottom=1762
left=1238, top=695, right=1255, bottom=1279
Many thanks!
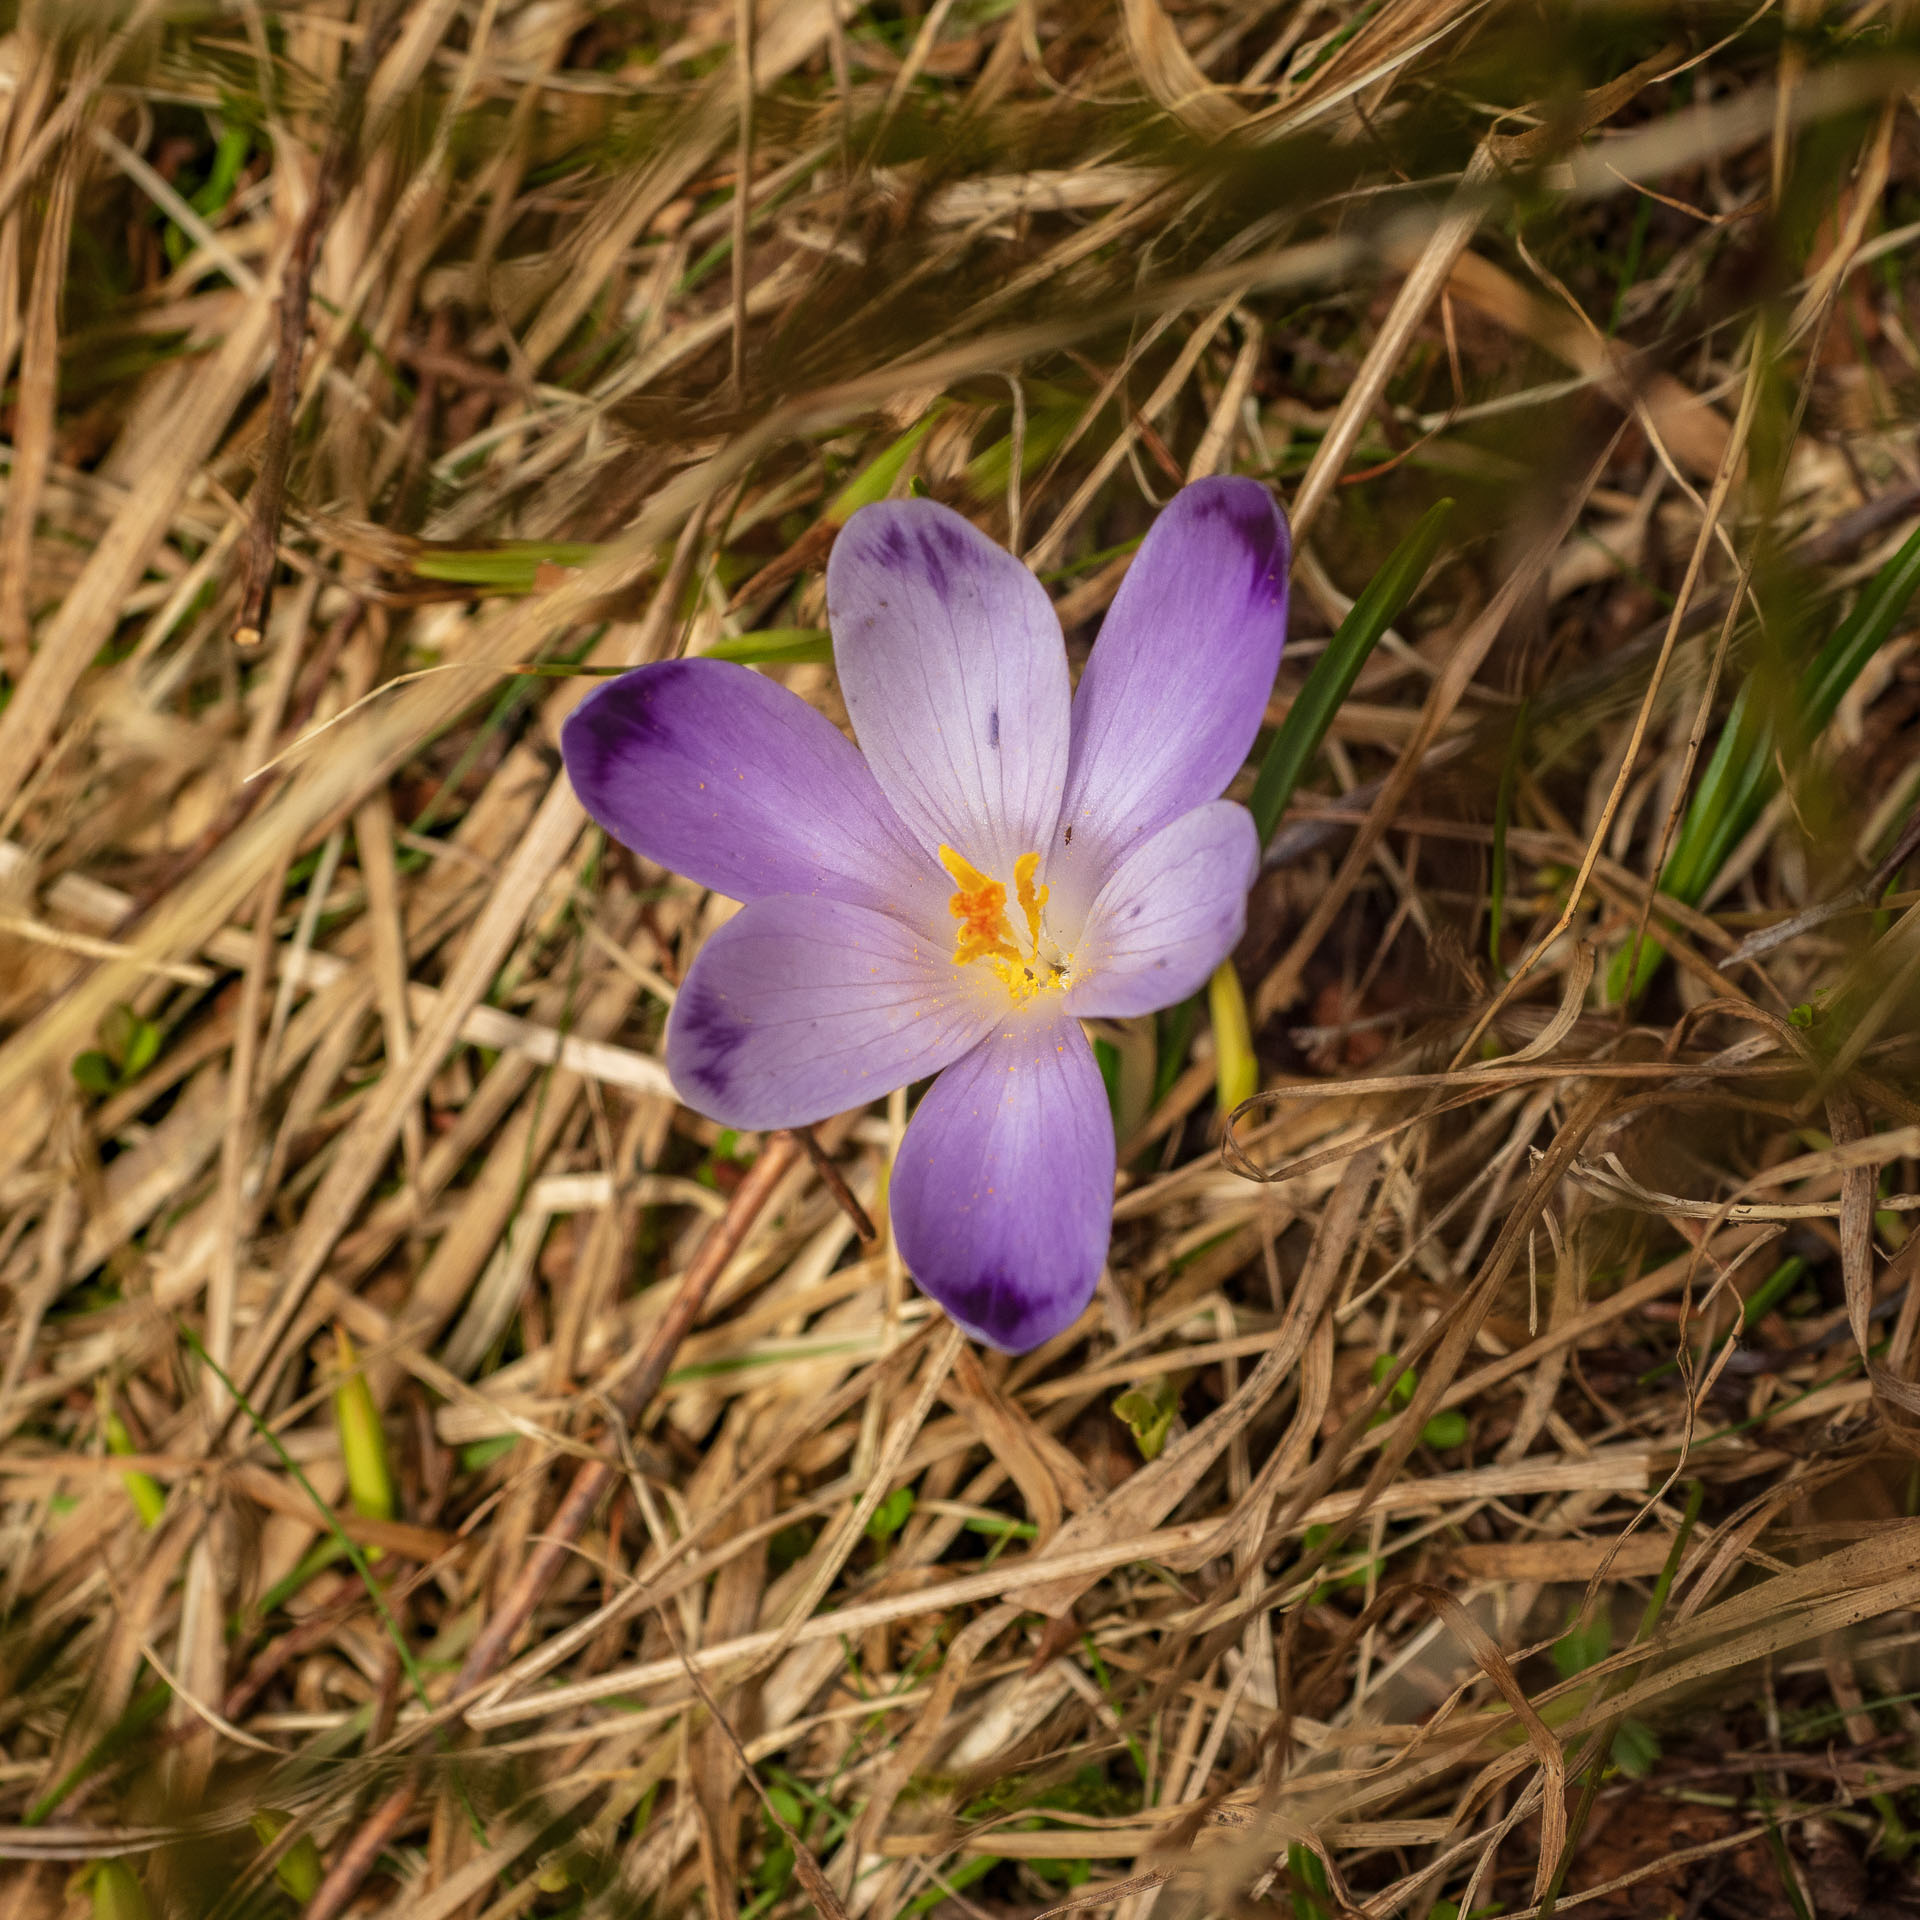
left=794, top=1125, right=878, bottom=1243
left=299, top=1769, right=418, bottom=1920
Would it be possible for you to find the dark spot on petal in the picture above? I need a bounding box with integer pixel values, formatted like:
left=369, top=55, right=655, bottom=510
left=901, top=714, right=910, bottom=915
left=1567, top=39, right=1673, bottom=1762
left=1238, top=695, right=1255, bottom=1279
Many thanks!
left=987, top=707, right=1000, bottom=748
left=1063, top=824, right=1072, bottom=844
left=670, top=976, right=744, bottom=1103
left=914, top=529, right=951, bottom=598
left=943, top=1265, right=1032, bottom=1349
left=567, top=660, right=691, bottom=762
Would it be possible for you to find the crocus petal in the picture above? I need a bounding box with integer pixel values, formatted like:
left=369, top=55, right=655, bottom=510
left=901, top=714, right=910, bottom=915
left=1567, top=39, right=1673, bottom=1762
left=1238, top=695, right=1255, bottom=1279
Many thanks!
left=1068, top=801, right=1259, bottom=1018
left=562, top=659, right=942, bottom=919
left=667, top=894, right=993, bottom=1130
left=828, top=499, right=1069, bottom=878
left=1052, top=477, right=1288, bottom=905
left=890, top=1015, right=1115, bottom=1352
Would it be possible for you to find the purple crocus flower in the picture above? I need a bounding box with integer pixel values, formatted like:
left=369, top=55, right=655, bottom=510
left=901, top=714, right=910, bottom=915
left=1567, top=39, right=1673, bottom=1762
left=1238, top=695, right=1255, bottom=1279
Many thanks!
left=562, top=477, right=1289, bottom=1351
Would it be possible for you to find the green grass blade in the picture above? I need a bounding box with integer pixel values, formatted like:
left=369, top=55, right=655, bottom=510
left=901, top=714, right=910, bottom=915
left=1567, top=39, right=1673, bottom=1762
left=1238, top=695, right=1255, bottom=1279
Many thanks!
left=1801, top=517, right=1920, bottom=726
left=1248, top=498, right=1452, bottom=847
left=1614, top=517, right=1920, bottom=1002
left=700, top=627, right=834, bottom=665
left=827, top=406, right=945, bottom=523
left=412, top=541, right=601, bottom=589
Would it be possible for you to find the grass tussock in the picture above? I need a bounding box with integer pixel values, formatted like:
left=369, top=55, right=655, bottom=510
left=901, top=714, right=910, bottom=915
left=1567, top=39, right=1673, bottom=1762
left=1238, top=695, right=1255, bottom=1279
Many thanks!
left=5, top=1, right=1920, bottom=1916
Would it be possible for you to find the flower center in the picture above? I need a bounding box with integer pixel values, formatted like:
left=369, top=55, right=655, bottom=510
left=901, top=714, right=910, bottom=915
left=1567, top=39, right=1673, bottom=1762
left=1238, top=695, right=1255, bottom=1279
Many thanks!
left=938, top=845, right=1074, bottom=1005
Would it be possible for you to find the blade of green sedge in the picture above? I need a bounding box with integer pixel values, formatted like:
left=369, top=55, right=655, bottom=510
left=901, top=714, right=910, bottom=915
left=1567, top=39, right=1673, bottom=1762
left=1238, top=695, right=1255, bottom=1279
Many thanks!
left=1247, top=497, right=1454, bottom=847
left=412, top=541, right=600, bottom=588
left=26, top=1681, right=168, bottom=1826
left=700, top=627, right=834, bottom=665
left=1208, top=499, right=1452, bottom=1118
left=1613, top=516, right=1920, bottom=1002
left=827, top=405, right=945, bottom=523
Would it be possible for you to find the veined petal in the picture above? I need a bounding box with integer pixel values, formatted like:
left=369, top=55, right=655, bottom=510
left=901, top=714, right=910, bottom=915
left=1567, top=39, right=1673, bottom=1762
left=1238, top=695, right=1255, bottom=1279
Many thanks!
left=1053, top=478, right=1287, bottom=906
left=667, top=895, right=993, bottom=1130
left=1068, top=801, right=1258, bottom=1018
left=828, top=499, right=1069, bottom=879
left=890, top=1015, right=1114, bottom=1352
left=562, top=659, right=942, bottom=919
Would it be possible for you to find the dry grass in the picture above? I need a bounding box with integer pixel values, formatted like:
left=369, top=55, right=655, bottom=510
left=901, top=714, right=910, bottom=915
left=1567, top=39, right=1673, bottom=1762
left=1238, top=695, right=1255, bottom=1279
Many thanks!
left=4, top=1, right=1920, bottom=1916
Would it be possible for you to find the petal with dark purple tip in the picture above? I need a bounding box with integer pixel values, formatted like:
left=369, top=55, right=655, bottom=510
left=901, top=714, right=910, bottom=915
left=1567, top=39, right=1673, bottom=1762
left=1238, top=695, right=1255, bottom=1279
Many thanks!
left=1068, top=801, right=1259, bottom=1018
left=561, top=658, right=942, bottom=919
left=827, top=499, right=1068, bottom=879
left=890, top=1015, right=1115, bottom=1352
left=1053, top=477, right=1288, bottom=898
left=666, top=894, right=994, bottom=1130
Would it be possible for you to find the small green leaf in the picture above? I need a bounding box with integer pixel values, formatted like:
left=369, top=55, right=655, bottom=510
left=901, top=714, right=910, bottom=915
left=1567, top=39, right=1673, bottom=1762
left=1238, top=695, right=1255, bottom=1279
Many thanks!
left=1113, top=1377, right=1180, bottom=1461
left=1552, top=1610, right=1612, bottom=1680
left=103, top=1408, right=166, bottom=1528
left=865, top=1485, right=915, bottom=1543
left=86, top=1861, right=151, bottom=1920
left=1367, top=1353, right=1419, bottom=1429
left=755, top=1842, right=796, bottom=1892
left=1032, top=1858, right=1094, bottom=1887
left=1302, top=1522, right=1377, bottom=1594
left=124, top=1020, right=161, bottom=1081
left=99, top=1004, right=145, bottom=1074
left=1420, top=1408, right=1469, bottom=1450
left=332, top=1329, right=396, bottom=1527
left=72, top=1051, right=116, bottom=1096
left=458, top=1433, right=516, bottom=1472
left=1610, top=1716, right=1660, bottom=1777
left=1248, top=498, right=1453, bottom=846
left=250, top=1810, right=325, bottom=1902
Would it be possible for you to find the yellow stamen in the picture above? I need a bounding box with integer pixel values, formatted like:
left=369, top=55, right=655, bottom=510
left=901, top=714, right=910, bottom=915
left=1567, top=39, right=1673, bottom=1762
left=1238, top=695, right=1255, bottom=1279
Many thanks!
left=939, top=844, right=1072, bottom=1003
left=939, top=844, right=1019, bottom=965
left=1014, top=851, right=1048, bottom=951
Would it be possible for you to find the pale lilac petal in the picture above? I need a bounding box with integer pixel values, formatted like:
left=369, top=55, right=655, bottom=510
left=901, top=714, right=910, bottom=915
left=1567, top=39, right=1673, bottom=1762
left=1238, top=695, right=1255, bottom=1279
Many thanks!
left=562, top=659, right=943, bottom=919
left=1052, top=478, right=1288, bottom=903
left=1068, top=802, right=1258, bottom=1018
left=890, top=1015, right=1114, bottom=1352
left=827, top=499, right=1068, bottom=878
left=667, top=895, right=993, bottom=1129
